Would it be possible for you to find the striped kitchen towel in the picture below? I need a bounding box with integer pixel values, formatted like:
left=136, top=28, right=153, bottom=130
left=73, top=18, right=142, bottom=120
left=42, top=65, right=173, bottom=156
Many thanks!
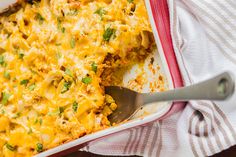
left=82, top=0, right=236, bottom=156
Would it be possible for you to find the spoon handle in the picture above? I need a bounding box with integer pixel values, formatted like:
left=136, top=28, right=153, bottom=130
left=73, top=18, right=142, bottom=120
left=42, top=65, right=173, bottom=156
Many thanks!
left=143, top=72, right=235, bottom=104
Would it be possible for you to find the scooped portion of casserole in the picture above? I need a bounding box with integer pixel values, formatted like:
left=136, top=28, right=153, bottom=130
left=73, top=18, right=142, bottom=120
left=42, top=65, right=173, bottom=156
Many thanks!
left=0, top=0, right=154, bottom=156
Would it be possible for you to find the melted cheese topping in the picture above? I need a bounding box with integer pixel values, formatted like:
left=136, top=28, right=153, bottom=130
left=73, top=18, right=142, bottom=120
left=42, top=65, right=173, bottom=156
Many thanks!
left=0, top=0, right=153, bottom=156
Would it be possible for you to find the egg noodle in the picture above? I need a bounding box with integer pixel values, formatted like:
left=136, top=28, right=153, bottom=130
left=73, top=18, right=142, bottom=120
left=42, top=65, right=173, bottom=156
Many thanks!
left=0, top=0, right=153, bottom=156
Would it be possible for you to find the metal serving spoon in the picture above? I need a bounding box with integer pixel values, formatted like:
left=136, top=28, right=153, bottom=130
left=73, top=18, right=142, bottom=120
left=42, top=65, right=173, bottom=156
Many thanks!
left=0, top=0, right=17, bottom=13
left=105, top=72, right=235, bottom=124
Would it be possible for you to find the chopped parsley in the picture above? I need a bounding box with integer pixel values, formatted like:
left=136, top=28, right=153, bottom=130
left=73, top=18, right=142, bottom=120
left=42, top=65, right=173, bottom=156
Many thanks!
left=128, top=0, right=134, bottom=3
left=48, top=107, right=64, bottom=116
left=36, top=143, right=43, bottom=153
left=13, top=112, right=21, bottom=119
left=61, top=81, right=72, bottom=93
left=91, top=62, right=97, bottom=73
left=28, top=128, right=33, bottom=134
left=56, top=52, right=62, bottom=59
left=59, top=106, right=65, bottom=114
left=61, top=27, right=66, bottom=33
left=65, top=68, right=73, bottom=77
left=16, top=112, right=20, bottom=117
left=35, top=13, right=45, bottom=24
left=82, top=76, right=92, bottom=84
left=1, top=92, right=11, bottom=105
left=18, top=52, right=24, bottom=59
left=5, top=143, right=16, bottom=151
left=70, top=37, right=76, bottom=48
left=57, top=18, right=66, bottom=33
left=28, top=83, right=36, bottom=91
left=6, top=33, right=11, bottom=39
left=72, top=101, right=78, bottom=112
left=34, top=119, right=38, bottom=124
left=57, top=18, right=61, bottom=28
left=3, top=71, right=10, bottom=79
left=39, top=118, right=43, bottom=125
left=94, top=8, right=107, bottom=19
left=67, top=9, right=78, bottom=16
left=20, top=79, right=29, bottom=85
left=0, top=55, right=5, bottom=66
left=103, top=28, right=115, bottom=41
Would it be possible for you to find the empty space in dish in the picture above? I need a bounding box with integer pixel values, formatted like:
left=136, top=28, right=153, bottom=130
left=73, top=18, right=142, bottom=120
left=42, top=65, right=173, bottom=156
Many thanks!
left=121, top=48, right=171, bottom=119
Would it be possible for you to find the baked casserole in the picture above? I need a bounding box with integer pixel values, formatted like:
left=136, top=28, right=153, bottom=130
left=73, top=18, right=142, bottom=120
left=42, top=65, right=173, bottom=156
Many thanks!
left=0, top=0, right=155, bottom=156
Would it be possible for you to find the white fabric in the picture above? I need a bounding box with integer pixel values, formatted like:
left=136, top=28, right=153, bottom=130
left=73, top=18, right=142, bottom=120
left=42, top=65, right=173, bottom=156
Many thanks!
left=83, top=0, right=236, bottom=156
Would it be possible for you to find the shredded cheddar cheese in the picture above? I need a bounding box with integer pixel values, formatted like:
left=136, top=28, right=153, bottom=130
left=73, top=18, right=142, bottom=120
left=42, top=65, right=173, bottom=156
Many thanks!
left=0, top=0, right=153, bottom=156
